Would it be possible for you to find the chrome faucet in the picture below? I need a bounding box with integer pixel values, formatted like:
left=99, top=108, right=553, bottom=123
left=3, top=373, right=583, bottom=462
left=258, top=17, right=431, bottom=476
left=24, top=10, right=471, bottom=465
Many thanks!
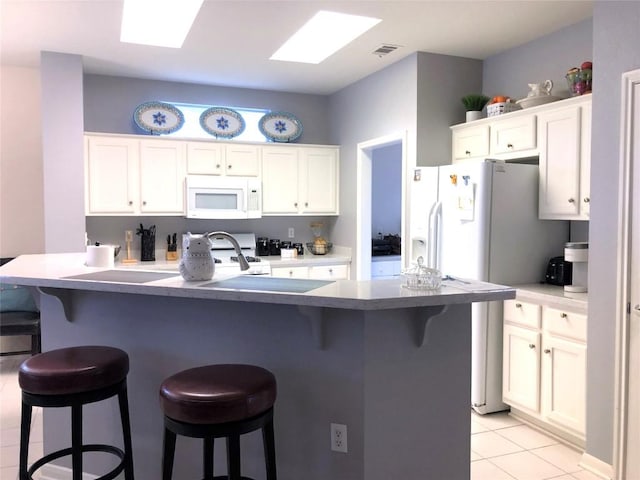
left=206, top=231, right=250, bottom=271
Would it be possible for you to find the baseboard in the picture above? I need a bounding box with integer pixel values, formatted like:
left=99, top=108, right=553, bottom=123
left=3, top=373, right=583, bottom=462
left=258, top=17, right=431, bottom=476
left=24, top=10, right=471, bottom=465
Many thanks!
left=40, top=464, right=99, bottom=480
left=580, top=452, right=615, bottom=480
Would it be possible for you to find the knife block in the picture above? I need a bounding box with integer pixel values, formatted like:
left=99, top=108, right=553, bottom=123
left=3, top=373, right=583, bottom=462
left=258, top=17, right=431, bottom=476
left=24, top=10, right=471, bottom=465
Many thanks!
left=141, top=232, right=156, bottom=262
left=166, top=251, right=179, bottom=261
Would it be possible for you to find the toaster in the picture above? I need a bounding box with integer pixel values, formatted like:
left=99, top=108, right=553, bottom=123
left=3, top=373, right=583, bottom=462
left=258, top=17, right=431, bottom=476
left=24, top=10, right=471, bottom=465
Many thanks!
left=545, top=256, right=572, bottom=286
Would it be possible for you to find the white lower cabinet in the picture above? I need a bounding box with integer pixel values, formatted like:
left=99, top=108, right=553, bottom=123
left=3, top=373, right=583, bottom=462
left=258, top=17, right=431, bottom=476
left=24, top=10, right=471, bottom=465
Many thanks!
left=502, top=299, right=587, bottom=442
left=271, top=263, right=349, bottom=280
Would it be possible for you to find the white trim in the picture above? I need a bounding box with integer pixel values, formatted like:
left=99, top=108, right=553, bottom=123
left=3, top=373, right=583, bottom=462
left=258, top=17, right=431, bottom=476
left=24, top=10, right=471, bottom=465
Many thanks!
left=40, top=464, right=100, bottom=480
left=356, top=132, right=408, bottom=281
left=613, top=68, right=640, bottom=480
left=580, top=452, right=615, bottom=479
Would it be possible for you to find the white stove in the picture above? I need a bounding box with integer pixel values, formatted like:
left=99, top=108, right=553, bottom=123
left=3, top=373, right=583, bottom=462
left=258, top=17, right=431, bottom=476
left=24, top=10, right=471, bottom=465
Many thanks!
left=185, top=233, right=271, bottom=275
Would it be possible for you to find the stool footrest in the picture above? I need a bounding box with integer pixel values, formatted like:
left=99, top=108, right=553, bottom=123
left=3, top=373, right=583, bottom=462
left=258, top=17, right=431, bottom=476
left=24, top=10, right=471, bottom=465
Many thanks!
left=27, top=444, right=126, bottom=480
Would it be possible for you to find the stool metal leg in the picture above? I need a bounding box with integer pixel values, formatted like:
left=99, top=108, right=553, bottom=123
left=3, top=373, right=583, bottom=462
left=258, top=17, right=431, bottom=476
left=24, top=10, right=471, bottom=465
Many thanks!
left=117, top=385, right=135, bottom=480
left=203, top=437, right=214, bottom=480
left=71, top=404, right=83, bottom=480
left=262, top=419, right=277, bottom=480
left=226, top=435, right=241, bottom=480
left=19, top=402, right=32, bottom=480
left=162, top=427, right=176, bottom=480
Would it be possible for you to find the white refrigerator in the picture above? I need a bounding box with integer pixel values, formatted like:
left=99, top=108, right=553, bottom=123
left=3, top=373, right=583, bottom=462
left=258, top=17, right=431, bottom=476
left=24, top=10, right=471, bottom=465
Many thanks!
left=409, top=160, right=569, bottom=414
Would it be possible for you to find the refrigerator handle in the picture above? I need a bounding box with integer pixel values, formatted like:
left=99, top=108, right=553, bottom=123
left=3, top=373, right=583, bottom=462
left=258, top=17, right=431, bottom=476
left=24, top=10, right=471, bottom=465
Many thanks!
left=428, top=201, right=442, bottom=270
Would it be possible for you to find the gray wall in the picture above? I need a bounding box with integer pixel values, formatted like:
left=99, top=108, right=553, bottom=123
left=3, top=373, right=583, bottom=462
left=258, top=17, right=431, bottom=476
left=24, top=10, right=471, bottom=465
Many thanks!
left=588, top=0, right=640, bottom=465
left=417, top=52, right=483, bottom=165
left=84, top=74, right=330, bottom=144
left=483, top=18, right=593, bottom=100
left=371, top=143, right=402, bottom=237
left=41, top=52, right=86, bottom=253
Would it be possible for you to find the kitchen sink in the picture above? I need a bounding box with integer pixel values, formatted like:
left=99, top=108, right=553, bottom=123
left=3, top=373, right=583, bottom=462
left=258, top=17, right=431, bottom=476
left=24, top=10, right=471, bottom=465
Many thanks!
left=201, top=276, right=333, bottom=293
left=64, top=270, right=179, bottom=283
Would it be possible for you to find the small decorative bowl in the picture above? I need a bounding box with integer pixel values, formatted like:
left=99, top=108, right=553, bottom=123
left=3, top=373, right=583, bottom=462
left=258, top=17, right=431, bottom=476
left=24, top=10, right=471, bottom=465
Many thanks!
left=402, top=257, right=442, bottom=290
left=306, top=242, right=333, bottom=255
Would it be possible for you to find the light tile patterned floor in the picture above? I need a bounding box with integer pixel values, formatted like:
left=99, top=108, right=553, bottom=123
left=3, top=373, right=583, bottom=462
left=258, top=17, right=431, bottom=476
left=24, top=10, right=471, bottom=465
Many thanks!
left=471, top=410, right=603, bottom=480
left=0, top=355, right=606, bottom=480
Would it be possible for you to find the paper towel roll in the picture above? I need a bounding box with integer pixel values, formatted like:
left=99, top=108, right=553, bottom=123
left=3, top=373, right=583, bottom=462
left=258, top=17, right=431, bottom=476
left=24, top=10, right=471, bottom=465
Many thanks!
left=86, top=245, right=114, bottom=268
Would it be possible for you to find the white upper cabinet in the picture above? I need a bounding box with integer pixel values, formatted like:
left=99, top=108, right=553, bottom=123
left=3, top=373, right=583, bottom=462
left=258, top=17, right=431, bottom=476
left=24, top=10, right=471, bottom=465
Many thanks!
left=452, top=125, right=490, bottom=162
left=186, top=142, right=260, bottom=176
left=490, top=115, right=537, bottom=155
left=85, top=135, right=186, bottom=216
left=85, top=136, right=139, bottom=215
left=262, top=145, right=339, bottom=216
left=139, top=140, right=186, bottom=214
left=538, top=97, right=591, bottom=220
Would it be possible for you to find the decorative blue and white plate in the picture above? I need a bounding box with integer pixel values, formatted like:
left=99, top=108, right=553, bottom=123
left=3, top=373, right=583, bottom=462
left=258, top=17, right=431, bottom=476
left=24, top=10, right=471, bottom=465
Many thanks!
left=200, top=107, right=246, bottom=139
left=133, top=102, right=184, bottom=135
left=258, top=112, right=303, bottom=143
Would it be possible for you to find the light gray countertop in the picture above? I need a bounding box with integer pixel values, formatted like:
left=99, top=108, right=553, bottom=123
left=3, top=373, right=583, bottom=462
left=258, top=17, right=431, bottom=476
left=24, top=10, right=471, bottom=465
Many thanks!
left=1, top=253, right=514, bottom=311
left=513, top=283, right=588, bottom=313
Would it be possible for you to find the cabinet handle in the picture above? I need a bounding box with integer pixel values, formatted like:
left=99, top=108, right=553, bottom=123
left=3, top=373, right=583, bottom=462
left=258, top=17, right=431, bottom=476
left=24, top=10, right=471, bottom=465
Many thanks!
left=128, top=201, right=133, bottom=206
left=142, top=201, right=147, bottom=206
left=544, top=349, right=551, bottom=354
left=507, top=143, right=514, bottom=149
left=583, top=197, right=590, bottom=203
left=515, top=303, right=522, bottom=308
left=561, top=312, right=568, bottom=318
left=294, top=202, right=298, bottom=207
left=635, top=304, right=640, bottom=311
left=329, top=269, right=333, bottom=273
left=465, top=150, right=471, bottom=156
left=528, top=343, right=536, bottom=349
left=568, top=198, right=575, bottom=203
left=216, top=164, right=221, bottom=169
left=228, top=164, right=232, bottom=169
left=305, top=202, right=308, bottom=207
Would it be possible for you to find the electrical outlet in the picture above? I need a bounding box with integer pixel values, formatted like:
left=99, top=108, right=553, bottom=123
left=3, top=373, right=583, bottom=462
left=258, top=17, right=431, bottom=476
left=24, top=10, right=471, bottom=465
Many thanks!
left=288, top=227, right=295, bottom=238
left=330, top=423, right=348, bottom=453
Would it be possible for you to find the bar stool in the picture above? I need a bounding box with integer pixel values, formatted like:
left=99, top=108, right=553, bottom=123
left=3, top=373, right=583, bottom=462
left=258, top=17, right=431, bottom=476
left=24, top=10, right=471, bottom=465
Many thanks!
left=18, top=346, right=135, bottom=480
left=159, top=364, right=277, bottom=480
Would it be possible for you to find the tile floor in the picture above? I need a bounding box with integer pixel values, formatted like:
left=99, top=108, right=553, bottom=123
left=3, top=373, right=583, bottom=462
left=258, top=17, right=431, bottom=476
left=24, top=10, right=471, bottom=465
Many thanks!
left=471, top=410, right=603, bottom=480
left=1, top=354, right=604, bottom=480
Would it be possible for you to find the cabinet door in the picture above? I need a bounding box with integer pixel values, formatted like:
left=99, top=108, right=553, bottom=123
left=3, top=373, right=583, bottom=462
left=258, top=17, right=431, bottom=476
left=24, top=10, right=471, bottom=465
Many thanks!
left=139, top=140, right=186, bottom=214
left=261, top=147, right=299, bottom=214
left=452, top=125, right=490, bottom=161
left=309, top=264, right=349, bottom=280
left=541, top=335, right=586, bottom=435
left=85, top=136, right=139, bottom=214
left=579, top=102, right=591, bottom=218
left=271, top=266, right=309, bottom=278
left=504, top=299, right=541, bottom=329
left=490, top=115, right=536, bottom=155
left=186, top=142, right=225, bottom=175
left=299, top=147, right=339, bottom=214
left=538, top=106, right=582, bottom=219
left=225, top=144, right=260, bottom=176
left=503, top=324, right=541, bottom=412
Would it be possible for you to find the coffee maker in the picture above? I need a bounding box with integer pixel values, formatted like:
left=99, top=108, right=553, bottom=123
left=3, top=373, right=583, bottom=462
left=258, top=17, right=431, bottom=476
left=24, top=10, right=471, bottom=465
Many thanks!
left=564, top=242, right=588, bottom=293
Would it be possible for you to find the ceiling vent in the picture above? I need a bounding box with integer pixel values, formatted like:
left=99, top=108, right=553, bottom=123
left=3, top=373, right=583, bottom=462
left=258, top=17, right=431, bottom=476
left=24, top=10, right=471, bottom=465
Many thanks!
left=372, top=44, right=401, bottom=57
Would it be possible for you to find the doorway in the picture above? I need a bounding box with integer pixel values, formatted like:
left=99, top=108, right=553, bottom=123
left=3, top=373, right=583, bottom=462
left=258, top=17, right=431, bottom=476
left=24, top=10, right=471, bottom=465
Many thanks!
left=614, top=68, right=640, bottom=480
left=356, top=132, right=408, bottom=281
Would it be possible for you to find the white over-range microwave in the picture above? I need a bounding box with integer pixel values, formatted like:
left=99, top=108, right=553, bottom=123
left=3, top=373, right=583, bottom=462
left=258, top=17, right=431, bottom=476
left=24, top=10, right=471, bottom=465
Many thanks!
left=185, top=175, right=262, bottom=219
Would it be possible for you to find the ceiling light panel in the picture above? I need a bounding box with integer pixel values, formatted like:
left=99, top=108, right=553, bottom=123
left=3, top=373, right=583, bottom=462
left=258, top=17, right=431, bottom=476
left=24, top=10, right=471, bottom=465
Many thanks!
left=120, top=0, right=204, bottom=48
left=270, top=10, right=382, bottom=64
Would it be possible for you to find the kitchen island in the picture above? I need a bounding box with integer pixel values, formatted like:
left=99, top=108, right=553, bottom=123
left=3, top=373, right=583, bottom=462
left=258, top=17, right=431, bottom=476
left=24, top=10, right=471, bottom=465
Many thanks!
left=1, top=253, right=514, bottom=480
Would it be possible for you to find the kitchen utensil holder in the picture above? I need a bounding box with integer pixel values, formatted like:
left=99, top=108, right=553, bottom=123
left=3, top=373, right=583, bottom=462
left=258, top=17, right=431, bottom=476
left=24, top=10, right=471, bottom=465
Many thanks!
left=141, top=232, right=156, bottom=262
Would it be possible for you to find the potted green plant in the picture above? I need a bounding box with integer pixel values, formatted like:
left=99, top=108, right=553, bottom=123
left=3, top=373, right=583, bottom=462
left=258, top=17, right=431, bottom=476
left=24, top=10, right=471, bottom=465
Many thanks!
left=461, top=94, right=490, bottom=122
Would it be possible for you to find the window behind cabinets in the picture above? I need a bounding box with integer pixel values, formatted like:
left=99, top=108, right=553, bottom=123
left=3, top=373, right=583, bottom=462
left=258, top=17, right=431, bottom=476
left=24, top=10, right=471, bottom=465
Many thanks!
left=165, top=103, right=269, bottom=143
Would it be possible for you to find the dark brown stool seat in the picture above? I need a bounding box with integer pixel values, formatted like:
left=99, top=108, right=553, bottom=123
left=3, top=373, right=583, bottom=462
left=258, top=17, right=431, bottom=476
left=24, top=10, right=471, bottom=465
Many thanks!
left=159, top=364, right=277, bottom=480
left=18, top=346, right=134, bottom=480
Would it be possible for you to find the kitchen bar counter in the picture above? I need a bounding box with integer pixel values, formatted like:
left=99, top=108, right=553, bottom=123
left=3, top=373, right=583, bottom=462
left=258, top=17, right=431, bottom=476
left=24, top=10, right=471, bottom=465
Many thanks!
left=1, top=254, right=514, bottom=480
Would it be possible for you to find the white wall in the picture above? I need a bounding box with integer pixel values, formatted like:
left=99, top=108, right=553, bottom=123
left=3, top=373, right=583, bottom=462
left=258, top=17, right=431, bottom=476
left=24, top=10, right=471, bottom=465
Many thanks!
left=0, top=66, right=44, bottom=256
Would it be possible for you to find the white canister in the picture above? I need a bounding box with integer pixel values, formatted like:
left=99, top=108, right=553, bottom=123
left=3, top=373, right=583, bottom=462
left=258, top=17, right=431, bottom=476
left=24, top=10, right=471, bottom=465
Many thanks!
left=86, top=245, right=114, bottom=268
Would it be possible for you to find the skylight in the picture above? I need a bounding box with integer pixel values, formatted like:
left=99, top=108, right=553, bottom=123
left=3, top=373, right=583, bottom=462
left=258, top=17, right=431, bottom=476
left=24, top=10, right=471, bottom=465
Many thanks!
left=120, top=0, right=204, bottom=48
left=270, top=11, right=381, bottom=64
